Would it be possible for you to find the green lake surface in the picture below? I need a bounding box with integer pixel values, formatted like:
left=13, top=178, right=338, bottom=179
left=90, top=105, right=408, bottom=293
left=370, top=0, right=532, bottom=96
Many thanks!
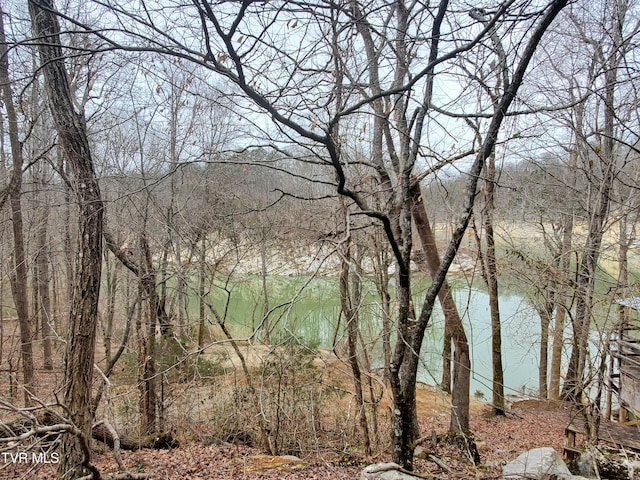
left=207, top=275, right=543, bottom=399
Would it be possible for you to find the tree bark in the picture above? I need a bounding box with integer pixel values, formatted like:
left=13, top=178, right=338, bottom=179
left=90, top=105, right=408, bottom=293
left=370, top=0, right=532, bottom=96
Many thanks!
left=103, top=250, right=118, bottom=365
left=198, top=235, right=207, bottom=348
left=340, top=240, right=371, bottom=456
left=535, top=300, right=554, bottom=398
left=28, top=1, right=104, bottom=477
left=92, top=423, right=178, bottom=451
left=484, top=165, right=505, bottom=415
left=139, top=235, right=158, bottom=435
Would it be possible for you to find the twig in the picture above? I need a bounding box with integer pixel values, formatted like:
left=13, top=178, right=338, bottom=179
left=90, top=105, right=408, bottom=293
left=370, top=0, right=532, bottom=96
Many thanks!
left=428, top=454, right=452, bottom=473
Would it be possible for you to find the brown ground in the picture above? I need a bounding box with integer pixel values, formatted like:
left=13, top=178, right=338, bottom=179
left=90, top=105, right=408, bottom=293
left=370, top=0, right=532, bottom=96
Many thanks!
left=1, top=339, right=575, bottom=479
left=2, top=394, right=574, bottom=479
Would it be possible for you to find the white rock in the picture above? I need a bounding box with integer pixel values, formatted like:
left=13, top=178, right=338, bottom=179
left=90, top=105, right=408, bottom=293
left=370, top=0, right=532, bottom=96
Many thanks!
left=502, top=447, right=572, bottom=479
left=360, top=462, right=424, bottom=480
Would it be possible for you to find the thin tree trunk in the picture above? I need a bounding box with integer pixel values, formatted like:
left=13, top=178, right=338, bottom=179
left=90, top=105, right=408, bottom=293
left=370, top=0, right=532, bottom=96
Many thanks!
left=103, top=250, right=118, bottom=365
left=140, top=235, right=158, bottom=435
left=103, top=230, right=175, bottom=435
left=174, top=240, right=185, bottom=332
left=484, top=178, right=504, bottom=415
left=472, top=150, right=505, bottom=415
left=1, top=112, right=6, bottom=368
left=36, top=184, right=53, bottom=371
left=549, top=147, right=577, bottom=400
left=198, top=235, right=207, bottom=348
left=539, top=311, right=549, bottom=399
left=340, top=242, right=371, bottom=456
left=441, top=329, right=452, bottom=394
left=260, top=235, right=270, bottom=343
left=563, top=37, right=619, bottom=401
left=617, top=213, right=630, bottom=315
left=32, top=262, right=39, bottom=341
left=0, top=8, right=35, bottom=405
left=371, top=231, right=392, bottom=386
left=536, top=301, right=554, bottom=399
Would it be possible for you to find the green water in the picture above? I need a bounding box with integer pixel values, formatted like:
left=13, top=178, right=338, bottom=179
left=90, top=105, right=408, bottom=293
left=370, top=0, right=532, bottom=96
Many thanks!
left=203, top=274, right=541, bottom=399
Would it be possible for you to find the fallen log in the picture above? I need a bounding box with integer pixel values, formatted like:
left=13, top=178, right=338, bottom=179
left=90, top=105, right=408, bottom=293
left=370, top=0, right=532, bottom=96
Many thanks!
left=91, top=424, right=179, bottom=451
left=1, top=414, right=178, bottom=452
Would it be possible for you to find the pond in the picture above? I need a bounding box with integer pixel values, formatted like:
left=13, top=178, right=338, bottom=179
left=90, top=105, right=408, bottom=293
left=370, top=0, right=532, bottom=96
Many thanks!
left=206, top=274, right=543, bottom=400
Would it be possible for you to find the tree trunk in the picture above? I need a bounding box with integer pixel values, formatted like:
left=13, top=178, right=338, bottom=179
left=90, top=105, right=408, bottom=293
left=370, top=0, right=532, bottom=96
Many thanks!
left=441, top=329, right=452, bottom=394
left=536, top=301, right=554, bottom=398
left=549, top=147, right=576, bottom=400
left=140, top=235, right=158, bottom=435
left=0, top=8, right=35, bottom=405
left=198, top=235, right=207, bottom=348
left=103, top=249, right=119, bottom=365
left=340, top=241, right=371, bottom=456
left=28, top=1, right=104, bottom=477
left=36, top=189, right=53, bottom=371
left=562, top=31, right=619, bottom=401
left=260, top=235, right=270, bottom=343
left=484, top=203, right=504, bottom=414
left=62, top=154, right=74, bottom=309
left=371, top=231, right=392, bottom=386
left=410, top=183, right=471, bottom=428
left=473, top=151, right=505, bottom=415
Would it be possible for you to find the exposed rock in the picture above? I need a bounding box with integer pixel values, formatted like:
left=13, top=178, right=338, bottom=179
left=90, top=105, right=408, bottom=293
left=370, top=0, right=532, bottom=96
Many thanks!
left=413, top=446, right=428, bottom=460
left=573, top=446, right=640, bottom=480
left=360, top=462, right=425, bottom=480
left=502, top=447, right=571, bottom=479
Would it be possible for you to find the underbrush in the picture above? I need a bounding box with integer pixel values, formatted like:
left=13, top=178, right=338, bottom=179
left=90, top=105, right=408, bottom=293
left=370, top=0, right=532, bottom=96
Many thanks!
left=106, top=337, right=387, bottom=458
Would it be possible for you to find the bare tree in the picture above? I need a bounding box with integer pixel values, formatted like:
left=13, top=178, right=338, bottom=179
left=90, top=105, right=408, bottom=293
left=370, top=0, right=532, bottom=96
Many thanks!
left=28, top=0, right=104, bottom=477
left=561, top=0, right=635, bottom=401
left=30, top=0, right=568, bottom=469
left=0, top=3, right=36, bottom=406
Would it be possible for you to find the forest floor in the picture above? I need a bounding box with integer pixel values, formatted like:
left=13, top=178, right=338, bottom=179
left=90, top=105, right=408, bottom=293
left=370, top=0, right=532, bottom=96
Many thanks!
left=1, top=337, right=578, bottom=479
left=91, top=398, right=571, bottom=480
left=90, top=399, right=571, bottom=480
left=3, top=394, right=575, bottom=479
